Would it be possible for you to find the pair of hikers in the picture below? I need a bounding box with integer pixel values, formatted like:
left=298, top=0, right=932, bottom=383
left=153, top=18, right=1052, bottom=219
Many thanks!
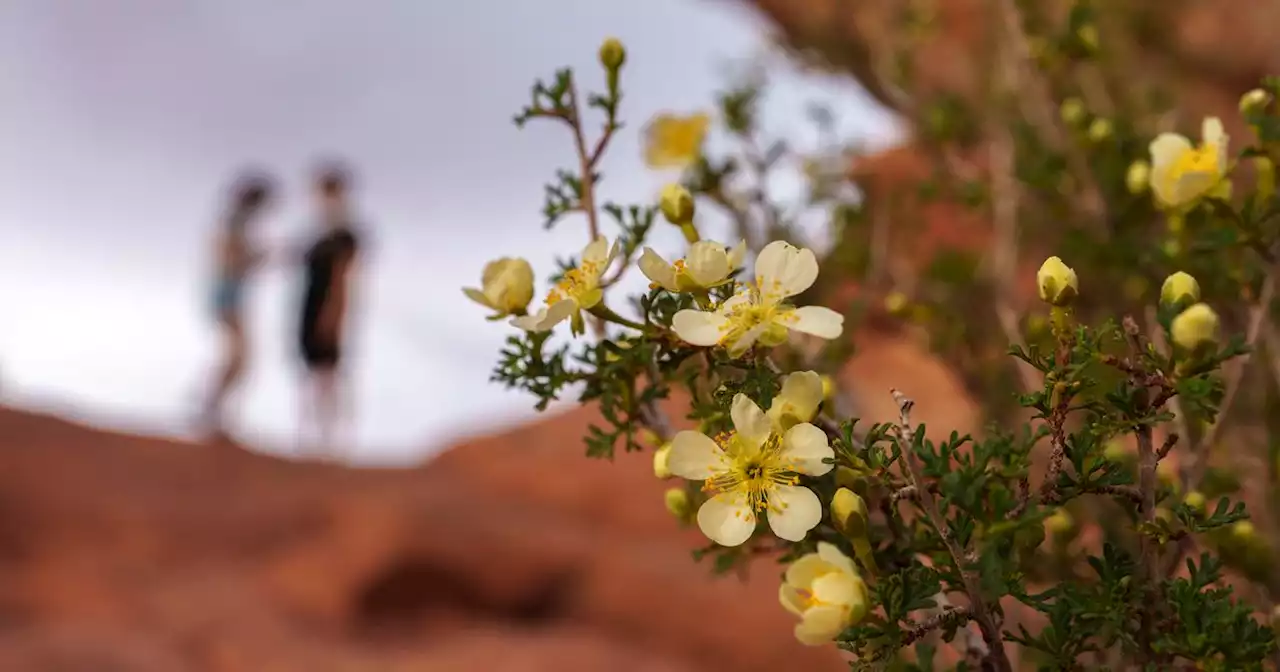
left=202, top=163, right=362, bottom=455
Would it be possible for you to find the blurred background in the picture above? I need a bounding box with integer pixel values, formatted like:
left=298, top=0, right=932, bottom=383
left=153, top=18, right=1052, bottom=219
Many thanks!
left=2, top=0, right=1276, bottom=670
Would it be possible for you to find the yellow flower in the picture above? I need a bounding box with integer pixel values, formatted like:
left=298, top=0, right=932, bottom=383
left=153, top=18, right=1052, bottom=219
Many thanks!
left=463, top=257, right=535, bottom=319
left=659, top=183, right=695, bottom=225
left=667, top=393, right=834, bottom=546
left=1036, top=256, right=1078, bottom=307
left=883, top=291, right=909, bottom=316
left=1170, top=303, right=1220, bottom=352
left=1126, top=160, right=1151, bottom=195
left=1160, top=271, right=1201, bottom=308
left=1149, top=117, right=1230, bottom=211
left=778, top=542, right=870, bottom=645
left=766, top=371, right=824, bottom=433
left=598, top=37, right=626, bottom=70
left=1045, top=508, right=1074, bottom=534
left=672, top=241, right=845, bottom=357
left=1087, top=118, right=1113, bottom=143
left=644, top=112, right=711, bottom=169
left=820, top=375, right=835, bottom=402
left=1060, top=98, right=1087, bottom=127
left=1184, top=490, right=1207, bottom=513
left=653, top=443, right=673, bottom=479
left=639, top=240, right=746, bottom=293
left=1232, top=520, right=1256, bottom=539
left=511, top=236, right=618, bottom=334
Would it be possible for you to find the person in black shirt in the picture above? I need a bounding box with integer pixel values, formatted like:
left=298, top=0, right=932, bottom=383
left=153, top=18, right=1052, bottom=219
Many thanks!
left=298, top=163, right=361, bottom=455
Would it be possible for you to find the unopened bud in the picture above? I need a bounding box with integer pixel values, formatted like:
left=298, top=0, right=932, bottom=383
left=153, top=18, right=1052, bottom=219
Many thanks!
left=834, top=466, right=864, bottom=491
left=1159, top=271, right=1200, bottom=309
left=659, top=183, right=695, bottom=226
left=1060, top=98, right=1087, bottom=127
left=664, top=488, right=691, bottom=521
left=1240, top=88, right=1271, bottom=115
left=1232, top=520, right=1256, bottom=540
left=1037, top=256, right=1079, bottom=307
left=1184, top=490, right=1207, bottom=513
left=1045, top=508, right=1074, bottom=535
left=1087, top=118, right=1113, bottom=143
left=1126, top=160, right=1151, bottom=195
left=1076, top=24, right=1100, bottom=54
left=1256, top=156, right=1276, bottom=200
left=884, top=291, right=909, bottom=316
left=819, top=375, right=835, bottom=403
left=1158, top=461, right=1180, bottom=494
left=1170, top=303, right=1220, bottom=352
left=653, top=444, right=673, bottom=479
left=831, top=488, right=870, bottom=539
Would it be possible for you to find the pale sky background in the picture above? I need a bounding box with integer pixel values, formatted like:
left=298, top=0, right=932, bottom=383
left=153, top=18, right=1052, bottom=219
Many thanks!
left=0, top=0, right=900, bottom=464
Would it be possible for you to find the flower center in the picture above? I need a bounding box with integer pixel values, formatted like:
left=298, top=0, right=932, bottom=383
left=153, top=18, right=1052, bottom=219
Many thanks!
left=545, top=261, right=601, bottom=306
left=1172, top=144, right=1220, bottom=177
left=716, top=288, right=795, bottom=347
left=702, top=433, right=801, bottom=516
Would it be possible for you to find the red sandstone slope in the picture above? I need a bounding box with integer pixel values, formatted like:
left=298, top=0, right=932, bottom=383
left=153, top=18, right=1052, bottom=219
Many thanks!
left=0, top=404, right=850, bottom=672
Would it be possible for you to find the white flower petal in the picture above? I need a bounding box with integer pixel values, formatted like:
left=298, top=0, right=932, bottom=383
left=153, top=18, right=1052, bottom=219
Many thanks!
left=697, top=492, right=756, bottom=546
left=778, top=583, right=807, bottom=617
left=727, top=240, right=748, bottom=269
left=725, top=322, right=766, bottom=358
left=582, top=236, right=610, bottom=265
left=781, top=423, right=835, bottom=476
left=767, top=484, right=822, bottom=541
left=463, top=287, right=494, bottom=309
left=510, top=300, right=575, bottom=332
left=730, top=394, right=772, bottom=450
left=784, top=553, right=832, bottom=589
left=816, top=542, right=857, bottom=576
left=794, top=606, right=848, bottom=646
left=667, top=430, right=728, bottom=480
left=686, top=241, right=731, bottom=286
left=810, top=572, right=859, bottom=607
left=755, top=241, right=819, bottom=298
left=672, top=310, right=727, bottom=346
left=787, top=306, right=844, bottom=339
left=638, top=247, right=678, bottom=290
left=1149, top=133, right=1192, bottom=169
left=1202, top=116, right=1225, bottom=146
left=769, top=371, right=824, bottom=427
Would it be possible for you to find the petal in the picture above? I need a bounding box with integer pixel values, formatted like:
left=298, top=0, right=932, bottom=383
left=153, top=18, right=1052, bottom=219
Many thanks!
left=672, top=309, right=727, bottom=346
left=755, top=241, right=819, bottom=298
left=510, top=300, right=574, bottom=332
left=816, top=542, right=857, bottom=576
left=787, top=306, right=844, bottom=339
left=794, top=606, right=847, bottom=646
left=697, top=492, right=756, bottom=547
left=730, top=394, right=772, bottom=450
left=686, top=241, right=731, bottom=286
left=638, top=247, right=678, bottom=290
left=767, top=484, right=822, bottom=541
left=582, top=236, right=610, bottom=265
left=778, top=583, right=807, bottom=617
left=781, top=423, right=835, bottom=476
left=770, top=371, right=824, bottom=425
left=1201, top=116, right=1225, bottom=146
left=810, top=572, right=859, bottom=606
left=463, top=287, right=495, bottom=309
left=667, top=431, right=728, bottom=480
left=1149, top=133, right=1192, bottom=169
left=784, top=552, right=831, bottom=589
left=727, top=240, right=748, bottom=269
left=1174, top=170, right=1218, bottom=204
left=725, top=322, right=766, bottom=358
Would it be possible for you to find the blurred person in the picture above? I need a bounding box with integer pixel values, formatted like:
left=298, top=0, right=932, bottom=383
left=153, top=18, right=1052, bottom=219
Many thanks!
left=297, top=162, right=363, bottom=456
left=201, top=171, right=275, bottom=439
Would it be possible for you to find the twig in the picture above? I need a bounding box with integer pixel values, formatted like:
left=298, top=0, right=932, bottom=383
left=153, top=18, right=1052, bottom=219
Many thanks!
left=1120, top=316, right=1162, bottom=665
left=565, top=74, right=601, bottom=242
left=889, top=388, right=1013, bottom=672
left=901, top=606, right=975, bottom=648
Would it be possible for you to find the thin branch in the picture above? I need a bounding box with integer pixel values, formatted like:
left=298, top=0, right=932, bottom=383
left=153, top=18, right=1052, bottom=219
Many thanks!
left=889, top=388, right=1013, bottom=672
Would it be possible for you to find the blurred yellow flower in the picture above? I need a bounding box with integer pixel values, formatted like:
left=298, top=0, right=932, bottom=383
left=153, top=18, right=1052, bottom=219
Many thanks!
left=1149, top=117, right=1230, bottom=211
left=463, top=257, right=535, bottom=319
left=644, top=112, right=711, bottom=169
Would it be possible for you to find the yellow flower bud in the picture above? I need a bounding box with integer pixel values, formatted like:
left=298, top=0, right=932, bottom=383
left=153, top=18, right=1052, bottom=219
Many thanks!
left=1170, top=303, right=1220, bottom=352
left=1232, top=520, right=1256, bottom=540
left=1240, top=88, right=1271, bottom=115
left=831, top=488, right=870, bottom=539
left=598, top=37, right=626, bottom=71
left=1060, top=98, right=1087, bottom=127
left=1036, top=256, right=1078, bottom=307
left=819, top=375, right=835, bottom=402
left=664, top=487, right=691, bottom=520
left=1160, top=271, right=1201, bottom=308
left=1045, top=508, right=1074, bottom=535
left=462, top=257, right=536, bottom=318
left=883, top=291, right=909, bottom=316
left=653, top=443, right=673, bottom=479
left=1087, top=118, right=1113, bottom=143
left=1184, top=490, right=1206, bottom=513
left=1158, top=461, right=1180, bottom=494
left=1076, top=24, right=1100, bottom=54
left=1103, top=439, right=1128, bottom=462
left=659, top=183, right=695, bottom=225
left=1256, top=156, right=1276, bottom=200
left=1126, top=160, right=1151, bottom=195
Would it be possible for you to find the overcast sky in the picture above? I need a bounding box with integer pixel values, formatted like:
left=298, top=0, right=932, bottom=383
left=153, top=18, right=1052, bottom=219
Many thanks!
left=0, top=0, right=898, bottom=464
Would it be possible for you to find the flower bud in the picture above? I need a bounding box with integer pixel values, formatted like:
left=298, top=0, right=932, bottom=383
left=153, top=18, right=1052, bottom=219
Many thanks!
left=1256, top=156, right=1276, bottom=201
left=1232, top=520, right=1256, bottom=540
left=1087, top=118, right=1113, bottom=143
left=664, top=488, right=691, bottom=521
left=659, top=183, right=695, bottom=226
left=1240, top=88, right=1271, bottom=115
left=463, top=257, right=536, bottom=318
left=1076, top=24, right=1100, bottom=54
left=1126, top=160, right=1151, bottom=195
left=1157, top=461, right=1180, bottom=494
left=1160, top=271, right=1201, bottom=308
left=834, top=466, right=864, bottom=490
left=1060, top=98, right=1087, bottom=127
left=1103, top=439, right=1128, bottom=462
left=1170, top=303, right=1220, bottom=352
left=883, top=291, right=909, bottom=316
left=831, top=488, right=870, bottom=539
left=598, top=38, right=627, bottom=71
left=1045, top=508, right=1074, bottom=535
left=1036, top=256, right=1078, bottom=307
left=819, top=375, right=835, bottom=403
left=653, top=443, right=673, bottom=479
left=1184, top=490, right=1207, bottom=513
